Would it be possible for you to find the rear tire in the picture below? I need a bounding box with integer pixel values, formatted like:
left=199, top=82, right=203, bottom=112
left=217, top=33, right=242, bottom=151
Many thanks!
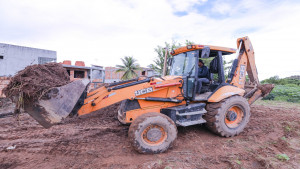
left=204, top=95, right=250, bottom=137
left=128, top=112, right=177, bottom=154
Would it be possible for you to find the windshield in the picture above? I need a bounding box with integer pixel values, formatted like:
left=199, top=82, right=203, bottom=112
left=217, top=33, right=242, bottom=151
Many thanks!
left=169, top=51, right=197, bottom=76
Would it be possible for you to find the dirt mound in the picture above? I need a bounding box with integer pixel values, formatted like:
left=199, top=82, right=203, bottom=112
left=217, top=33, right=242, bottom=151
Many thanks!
left=3, top=63, right=70, bottom=102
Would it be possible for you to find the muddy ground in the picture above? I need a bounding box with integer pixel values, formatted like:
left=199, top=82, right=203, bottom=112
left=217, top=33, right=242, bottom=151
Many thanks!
left=0, top=101, right=299, bottom=169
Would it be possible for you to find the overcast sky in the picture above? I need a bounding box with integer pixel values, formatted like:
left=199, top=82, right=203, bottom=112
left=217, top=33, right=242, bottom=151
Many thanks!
left=0, top=0, right=299, bottom=80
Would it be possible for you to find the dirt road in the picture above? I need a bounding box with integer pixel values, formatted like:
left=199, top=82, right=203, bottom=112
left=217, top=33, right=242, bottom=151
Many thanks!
left=0, top=102, right=299, bottom=169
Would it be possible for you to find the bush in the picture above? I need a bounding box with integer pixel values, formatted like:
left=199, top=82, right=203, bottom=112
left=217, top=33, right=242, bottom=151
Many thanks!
left=262, top=93, right=275, bottom=100
left=264, top=85, right=300, bottom=103
left=261, top=76, right=300, bottom=86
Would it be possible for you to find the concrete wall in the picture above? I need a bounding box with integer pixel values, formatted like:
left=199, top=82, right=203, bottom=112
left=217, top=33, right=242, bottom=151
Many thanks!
left=105, top=67, right=123, bottom=83
left=0, top=43, right=57, bottom=76
left=91, top=69, right=103, bottom=79
left=104, top=67, right=155, bottom=83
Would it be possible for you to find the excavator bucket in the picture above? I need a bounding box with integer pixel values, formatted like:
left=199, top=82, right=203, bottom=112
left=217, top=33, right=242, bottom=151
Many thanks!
left=24, top=79, right=89, bottom=128
left=248, top=84, right=275, bottom=105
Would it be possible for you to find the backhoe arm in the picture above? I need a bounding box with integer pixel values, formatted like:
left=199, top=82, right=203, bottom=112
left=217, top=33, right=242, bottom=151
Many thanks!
left=229, top=36, right=274, bottom=104
left=241, top=37, right=259, bottom=84
left=77, top=77, right=183, bottom=116
left=229, top=36, right=258, bottom=88
left=78, top=78, right=151, bottom=116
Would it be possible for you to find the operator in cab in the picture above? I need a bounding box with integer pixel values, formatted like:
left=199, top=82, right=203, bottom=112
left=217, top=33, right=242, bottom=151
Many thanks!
left=197, top=59, right=209, bottom=94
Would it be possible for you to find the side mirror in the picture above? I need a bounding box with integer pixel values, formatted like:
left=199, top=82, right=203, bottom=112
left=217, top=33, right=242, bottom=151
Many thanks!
left=201, top=46, right=210, bottom=58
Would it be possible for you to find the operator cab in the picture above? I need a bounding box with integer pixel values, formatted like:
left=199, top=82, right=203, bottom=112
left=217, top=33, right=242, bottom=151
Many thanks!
left=169, top=45, right=235, bottom=101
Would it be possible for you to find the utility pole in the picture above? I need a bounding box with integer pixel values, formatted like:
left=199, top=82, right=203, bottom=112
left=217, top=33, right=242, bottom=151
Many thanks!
left=162, top=47, right=168, bottom=76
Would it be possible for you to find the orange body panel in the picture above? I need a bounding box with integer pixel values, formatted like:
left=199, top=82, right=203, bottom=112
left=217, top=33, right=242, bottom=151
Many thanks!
left=78, top=76, right=184, bottom=123
left=125, top=101, right=186, bottom=123
left=124, top=81, right=187, bottom=123
left=208, top=86, right=245, bottom=102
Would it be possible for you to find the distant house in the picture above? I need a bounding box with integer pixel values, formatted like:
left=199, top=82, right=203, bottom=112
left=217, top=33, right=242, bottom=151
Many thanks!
left=61, top=60, right=105, bottom=89
left=0, top=43, right=56, bottom=76
left=105, top=67, right=155, bottom=83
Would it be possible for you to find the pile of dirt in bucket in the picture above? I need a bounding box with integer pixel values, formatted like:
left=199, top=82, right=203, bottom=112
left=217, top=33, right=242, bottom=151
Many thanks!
left=3, top=63, right=70, bottom=103
left=258, top=84, right=275, bottom=96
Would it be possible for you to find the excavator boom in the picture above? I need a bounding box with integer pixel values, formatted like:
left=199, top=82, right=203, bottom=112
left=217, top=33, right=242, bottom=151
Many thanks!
left=78, top=76, right=184, bottom=122
left=25, top=76, right=184, bottom=127
left=227, top=36, right=274, bottom=104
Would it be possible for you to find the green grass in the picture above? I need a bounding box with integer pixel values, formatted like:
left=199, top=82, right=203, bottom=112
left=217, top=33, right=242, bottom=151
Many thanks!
left=235, top=160, right=242, bottom=165
left=276, top=154, right=290, bottom=161
left=281, top=136, right=287, bottom=141
left=262, top=84, right=300, bottom=103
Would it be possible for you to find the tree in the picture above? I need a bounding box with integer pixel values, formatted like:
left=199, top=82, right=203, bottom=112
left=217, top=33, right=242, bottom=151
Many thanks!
left=116, top=56, right=141, bottom=80
left=149, top=40, right=191, bottom=75
left=185, top=40, right=194, bottom=45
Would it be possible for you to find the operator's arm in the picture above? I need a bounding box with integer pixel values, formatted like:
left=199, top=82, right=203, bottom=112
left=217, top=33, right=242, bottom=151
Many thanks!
left=198, top=66, right=208, bottom=78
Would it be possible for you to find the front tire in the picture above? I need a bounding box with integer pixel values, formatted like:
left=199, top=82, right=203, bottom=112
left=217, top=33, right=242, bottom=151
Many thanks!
left=204, top=95, right=250, bottom=137
left=128, top=112, right=177, bottom=154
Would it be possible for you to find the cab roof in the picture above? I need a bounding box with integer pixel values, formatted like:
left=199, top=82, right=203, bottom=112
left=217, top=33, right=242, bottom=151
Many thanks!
left=171, top=44, right=236, bottom=57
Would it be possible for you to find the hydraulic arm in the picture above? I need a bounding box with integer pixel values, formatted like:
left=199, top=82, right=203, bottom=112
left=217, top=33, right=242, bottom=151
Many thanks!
left=228, top=36, right=274, bottom=104
left=77, top=76, right=184, bottom=119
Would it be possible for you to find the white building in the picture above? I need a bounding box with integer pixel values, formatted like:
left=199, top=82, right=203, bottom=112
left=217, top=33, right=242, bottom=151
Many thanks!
left=0, top=43, right=57, bottom=76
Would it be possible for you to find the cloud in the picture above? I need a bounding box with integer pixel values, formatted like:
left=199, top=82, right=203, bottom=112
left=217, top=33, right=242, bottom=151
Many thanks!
left=0, top=0, right=299, bottom=80
left=211, top=1, right=231, bottom=15
left=169, top=0, right=207, bottom=12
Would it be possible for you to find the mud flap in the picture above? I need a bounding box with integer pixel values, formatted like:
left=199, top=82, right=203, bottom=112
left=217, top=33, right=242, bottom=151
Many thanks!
left=24, top=79, right=89, bottom=128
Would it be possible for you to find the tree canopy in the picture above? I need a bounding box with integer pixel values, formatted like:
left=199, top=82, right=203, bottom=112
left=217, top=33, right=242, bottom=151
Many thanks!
left=149, top=40, right=194, bottom=75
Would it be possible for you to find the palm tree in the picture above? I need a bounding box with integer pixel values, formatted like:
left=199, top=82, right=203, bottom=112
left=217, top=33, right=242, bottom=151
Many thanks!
left=116, top=56, right=141, bottom=80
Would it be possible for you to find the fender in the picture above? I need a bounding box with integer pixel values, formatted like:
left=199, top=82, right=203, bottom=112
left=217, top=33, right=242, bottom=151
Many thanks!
left=208, top=85, right=245, bottom=102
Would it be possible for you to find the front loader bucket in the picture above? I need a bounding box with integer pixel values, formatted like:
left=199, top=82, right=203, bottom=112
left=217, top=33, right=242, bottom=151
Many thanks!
left=24, top=79, right=89, bottom=128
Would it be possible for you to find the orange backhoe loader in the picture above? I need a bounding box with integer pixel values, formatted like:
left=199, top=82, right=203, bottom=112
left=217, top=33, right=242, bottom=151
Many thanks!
left=24, top=36, right=274, bottom=154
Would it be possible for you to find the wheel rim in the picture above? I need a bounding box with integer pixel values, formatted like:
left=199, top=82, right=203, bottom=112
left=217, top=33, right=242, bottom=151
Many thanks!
left=225, top=105, right=244, bottom=128
left=141, top=124, right=167, bottom=146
